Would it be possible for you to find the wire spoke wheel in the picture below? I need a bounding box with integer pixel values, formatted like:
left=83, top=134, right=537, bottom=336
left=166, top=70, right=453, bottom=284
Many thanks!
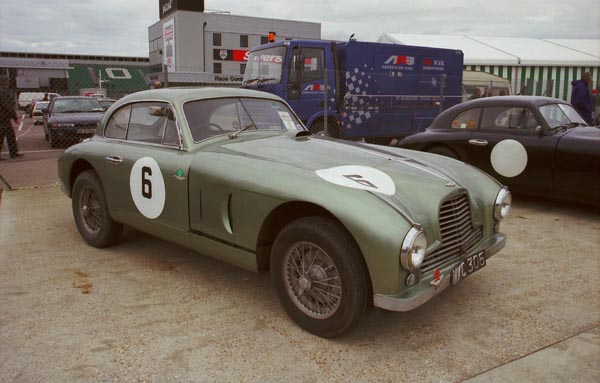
left=283, top=241, right=342, bottom=319
left=78, top=185, right=102, bottom=234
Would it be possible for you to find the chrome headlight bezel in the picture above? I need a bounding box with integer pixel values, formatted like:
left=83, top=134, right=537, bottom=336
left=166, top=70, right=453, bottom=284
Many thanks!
left=400, top=225, right=428, bottom=271
left=494, top=187, right=512, bottom=221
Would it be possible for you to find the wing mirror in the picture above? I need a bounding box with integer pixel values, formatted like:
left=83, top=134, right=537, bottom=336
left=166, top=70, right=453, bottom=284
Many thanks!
left=535, top=126, right=544, bottom=136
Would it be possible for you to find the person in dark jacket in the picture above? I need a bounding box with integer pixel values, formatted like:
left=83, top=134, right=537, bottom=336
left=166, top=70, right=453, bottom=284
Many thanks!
left=570, top=71, right=594, bottom=125
left=0, top=77, right=22, bottom=160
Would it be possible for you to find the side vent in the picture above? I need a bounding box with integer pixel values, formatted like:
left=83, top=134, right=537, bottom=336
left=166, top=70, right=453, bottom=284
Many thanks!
left=221, top=193, right=233, bottom=234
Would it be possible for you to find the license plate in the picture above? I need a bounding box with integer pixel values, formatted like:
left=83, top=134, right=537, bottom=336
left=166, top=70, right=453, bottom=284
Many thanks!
left=78, top=129, right=95, bottom=134
left=451, top=250, right=486, bottom=285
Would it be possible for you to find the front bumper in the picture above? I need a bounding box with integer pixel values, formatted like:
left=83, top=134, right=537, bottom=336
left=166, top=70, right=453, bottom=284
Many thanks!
left=373, top=233, right=506, bottom=312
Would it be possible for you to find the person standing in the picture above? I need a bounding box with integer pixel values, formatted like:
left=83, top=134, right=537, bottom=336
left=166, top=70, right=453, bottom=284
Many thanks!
left=0, top=76, right=22, bottom=160
left=570, top=71, right=594, bottom=125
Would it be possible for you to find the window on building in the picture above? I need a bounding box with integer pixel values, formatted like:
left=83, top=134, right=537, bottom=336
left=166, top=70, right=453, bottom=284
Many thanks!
left=240, top=35, right=248, bottom=48
left=213, top=33, right=222, bottom=46
left=240, top=64, right=247, bottom=74
left=214, top=63, right=222, bottom=74
left=261, top=36, right=268, bottom=45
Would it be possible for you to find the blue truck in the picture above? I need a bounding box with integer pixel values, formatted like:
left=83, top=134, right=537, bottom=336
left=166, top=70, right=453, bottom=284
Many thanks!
left=242, top=39, right=464, bottom=141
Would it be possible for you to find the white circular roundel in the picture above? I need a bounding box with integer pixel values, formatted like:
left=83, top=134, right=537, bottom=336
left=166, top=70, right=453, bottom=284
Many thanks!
left=316, top=165, right=396, bottom=196
left=490, top=139, right=528, bottom=178
left=129, top=157, right=166, bottom=219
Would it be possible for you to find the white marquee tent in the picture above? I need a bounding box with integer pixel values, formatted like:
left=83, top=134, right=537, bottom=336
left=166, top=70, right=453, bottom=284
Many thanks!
left=378, top=34, right=600, bottom=101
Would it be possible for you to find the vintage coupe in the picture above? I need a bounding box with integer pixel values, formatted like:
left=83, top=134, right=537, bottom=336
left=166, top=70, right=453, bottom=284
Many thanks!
left=398, top=96, right=600, bottom=206
left=58, top=88, right=510, bottom=337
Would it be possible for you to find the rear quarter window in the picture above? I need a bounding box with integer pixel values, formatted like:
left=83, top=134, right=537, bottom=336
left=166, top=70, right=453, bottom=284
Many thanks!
left=451, top=108, right=481, bottom=129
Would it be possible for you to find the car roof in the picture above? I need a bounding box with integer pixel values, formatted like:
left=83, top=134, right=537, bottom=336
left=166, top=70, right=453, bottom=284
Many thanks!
left=431, top=96, right=569, bottom=129
left=116, top=87, right=284, bottom=106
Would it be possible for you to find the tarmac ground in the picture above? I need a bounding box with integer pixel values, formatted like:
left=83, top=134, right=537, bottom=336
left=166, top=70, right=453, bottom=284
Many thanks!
left=1, top=187, right=599, bottom=382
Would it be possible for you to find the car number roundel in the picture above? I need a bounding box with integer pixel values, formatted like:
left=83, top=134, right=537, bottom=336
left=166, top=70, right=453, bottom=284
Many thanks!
left=129, top=157, right=166, bottom=219
left=490, top=139, right=528, bottom=178
left=316, top=165, right=396, bottom=196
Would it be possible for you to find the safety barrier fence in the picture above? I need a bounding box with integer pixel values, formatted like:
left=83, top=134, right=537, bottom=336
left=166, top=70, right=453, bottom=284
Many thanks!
left=1, top=64, right=598, bottom=190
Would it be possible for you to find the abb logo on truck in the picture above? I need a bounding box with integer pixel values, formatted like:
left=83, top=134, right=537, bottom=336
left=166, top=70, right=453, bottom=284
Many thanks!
left=384, top=55, right=415, bottom=66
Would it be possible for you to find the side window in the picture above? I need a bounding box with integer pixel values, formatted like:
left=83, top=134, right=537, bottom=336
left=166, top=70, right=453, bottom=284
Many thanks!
left=127, top=102, right=172, bottom=144
left=481, top=107, right=538, bottom=131
left=298, top=47, right=325, bottom=83
left=105, top=105, right=131, bottom=139
left=162, top=108, right=180, bottom=146
left=451, top=108, right=481, bottom=129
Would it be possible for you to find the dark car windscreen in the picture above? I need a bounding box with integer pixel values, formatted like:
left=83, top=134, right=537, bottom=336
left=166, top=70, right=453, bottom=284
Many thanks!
left=52, top=98, right=104, bottom=113
left=184, top=97, right=303, bottom=142
left=539, top=103, right=586, bottom=128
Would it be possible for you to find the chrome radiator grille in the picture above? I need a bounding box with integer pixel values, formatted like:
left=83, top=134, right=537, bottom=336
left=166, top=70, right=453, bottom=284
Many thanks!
left=421, top=194, right=483, bottom=273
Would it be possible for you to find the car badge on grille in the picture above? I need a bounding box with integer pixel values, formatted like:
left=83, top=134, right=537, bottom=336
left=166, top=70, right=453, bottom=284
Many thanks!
left=445, top=180, right=456, bottom=187
left=430, top=268, right=444, bottom=288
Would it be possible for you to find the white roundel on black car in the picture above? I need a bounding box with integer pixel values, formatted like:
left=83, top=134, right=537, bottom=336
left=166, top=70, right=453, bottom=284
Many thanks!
left=316, top=165, right=396, bottom=196
left=130, top=157, right=166, bottom=219
left=490, top=139, right=528, bottom=178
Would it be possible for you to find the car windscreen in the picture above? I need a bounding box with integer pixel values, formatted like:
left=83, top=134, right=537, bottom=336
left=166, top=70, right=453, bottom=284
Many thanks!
left=184, top=97, right=303, bottom=142
left=52, top=98, right=104, bottom=113
left=539, top=103, right=587, bottom=129
left=242, top=46, right=286, bottom=85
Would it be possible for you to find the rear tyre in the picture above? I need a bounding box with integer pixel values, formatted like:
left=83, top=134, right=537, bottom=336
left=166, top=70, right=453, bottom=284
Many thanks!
left=271, top=216, right=371, bottom=337
left=428, top=145, right=459, bottom=160
left=72, top=170, right=123, bottom=248
left=309, top=120, right=340, bottom=138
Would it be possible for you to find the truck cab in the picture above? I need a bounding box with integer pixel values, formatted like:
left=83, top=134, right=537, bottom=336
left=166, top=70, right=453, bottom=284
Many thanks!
left=243, top=39, right=464, bottom=141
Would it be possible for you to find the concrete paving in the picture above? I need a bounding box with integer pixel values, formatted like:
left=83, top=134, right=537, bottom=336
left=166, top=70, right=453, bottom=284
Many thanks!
left=1, top=186, right=599, bottom=382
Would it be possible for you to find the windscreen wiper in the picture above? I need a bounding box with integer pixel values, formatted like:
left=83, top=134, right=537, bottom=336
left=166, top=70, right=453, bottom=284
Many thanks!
left=228, top=123, right=255, bottom=139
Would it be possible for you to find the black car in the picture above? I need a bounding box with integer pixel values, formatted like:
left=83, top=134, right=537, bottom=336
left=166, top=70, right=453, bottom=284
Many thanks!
left=43, top=96, right=104, bottom=148
left=398, top=96, right=600, bottom=206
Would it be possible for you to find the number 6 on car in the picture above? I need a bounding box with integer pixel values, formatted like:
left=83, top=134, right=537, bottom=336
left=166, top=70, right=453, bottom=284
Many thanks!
left=59, top=88, right=510, bottom=337
left=129, top=157, right=166, bottom=219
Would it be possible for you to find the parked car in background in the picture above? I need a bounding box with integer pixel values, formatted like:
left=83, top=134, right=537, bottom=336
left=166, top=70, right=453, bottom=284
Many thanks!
left=58, top=88, right=510, bottom=337
left=31, top=101, right=49, bottom=124
left=18, top=92, right=60, bottom=114
left=397, top=96, right=600, bottom=206
left=98, top=98, right=116, bottom=111
left=42, top=96, right=104, bottom=148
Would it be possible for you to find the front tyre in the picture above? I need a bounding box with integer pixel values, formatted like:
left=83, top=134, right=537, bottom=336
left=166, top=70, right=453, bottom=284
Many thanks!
left=271, top=217, right=371, bottom=337
left=72, top=170, right=123, bottom=248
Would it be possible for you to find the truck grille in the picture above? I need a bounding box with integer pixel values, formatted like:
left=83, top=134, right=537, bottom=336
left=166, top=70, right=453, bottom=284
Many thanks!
left=421, top=194, right=483, bottom=273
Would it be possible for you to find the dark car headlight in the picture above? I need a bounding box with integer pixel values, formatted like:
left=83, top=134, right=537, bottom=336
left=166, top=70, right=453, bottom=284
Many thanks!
left=494, top=187, right=512, bottom=221
left=401, top=225, right=428, bottom=271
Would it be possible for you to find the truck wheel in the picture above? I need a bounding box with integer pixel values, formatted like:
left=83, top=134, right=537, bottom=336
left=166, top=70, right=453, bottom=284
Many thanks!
left=72, top=170, right=123, bottom=248
left=428, top=145, right=459, bottom=160
left=309, top=120, right=340, bottom=138
left=271, top=216, right=371, bottom=337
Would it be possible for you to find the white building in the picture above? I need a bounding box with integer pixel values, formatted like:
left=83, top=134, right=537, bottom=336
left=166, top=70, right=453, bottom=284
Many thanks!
left=378, top=34, right=600, bottom=102
left=148, top=1, right=321, bottom=86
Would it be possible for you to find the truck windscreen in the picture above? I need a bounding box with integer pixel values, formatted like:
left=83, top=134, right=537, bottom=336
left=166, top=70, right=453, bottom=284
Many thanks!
left=243, top=46, right=287, bottom=86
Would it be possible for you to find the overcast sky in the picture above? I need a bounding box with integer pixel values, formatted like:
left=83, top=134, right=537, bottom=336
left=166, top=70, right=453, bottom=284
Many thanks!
left=1, top=0, right=599, bottom=57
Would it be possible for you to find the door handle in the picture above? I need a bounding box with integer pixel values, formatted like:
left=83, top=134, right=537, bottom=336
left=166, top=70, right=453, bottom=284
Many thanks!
left=105, top=155, right=123, bottom=164
left=468, top=139, right=488, bottom=146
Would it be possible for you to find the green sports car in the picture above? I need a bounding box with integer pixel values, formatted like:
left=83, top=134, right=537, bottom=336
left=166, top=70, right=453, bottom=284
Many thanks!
left=58, top=88, right=510, bottom=337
